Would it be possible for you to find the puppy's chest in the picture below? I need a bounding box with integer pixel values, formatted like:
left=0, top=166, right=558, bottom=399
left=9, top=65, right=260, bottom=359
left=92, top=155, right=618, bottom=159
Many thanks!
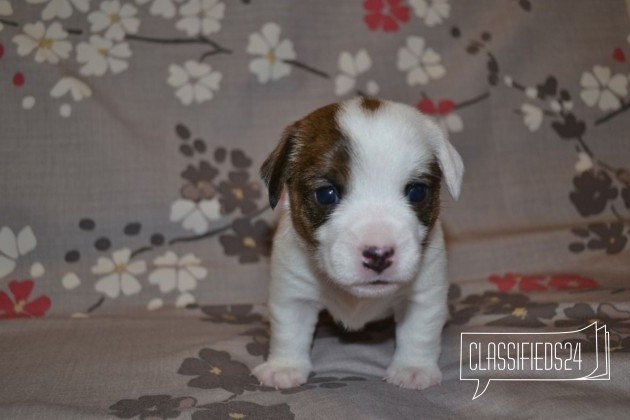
left=320, top=289, right=400, bottom=331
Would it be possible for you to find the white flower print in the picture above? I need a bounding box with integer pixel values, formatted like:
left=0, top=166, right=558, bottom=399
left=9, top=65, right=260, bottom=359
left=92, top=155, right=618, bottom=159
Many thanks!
left=438, top=113, right=463, bottom=133
left=50, top=76, right=92, bottom=100
left=61, top=272, right=81, bottom=290
left=30, top=262, right=45, bottom=278
left=246, top=22, right=296, bottom=84
left=136, top=0, right=183, bottom=18
left=91, top=248, right=146, bottom=299
left=170, top=198, right=221, bottom=234
left=88, top=0, right=139, bottom=41
left=77, top=35, right=132, bottom=76
left=365, top=80, right=379, bottom=95
left=580, top=65, right=628, bottom=111
left=0, top=226, right=37, bottom=279
left=175, top=292, right=195, bottom=308
left=147, top=298, right=163, bottom=311
left=13, top=21, right=72, bottom=64
left=147, top=294, right=196, bottom=310
left=0, top=0, right=12, bottom=15
left=149, top=251, right=207, bottom=294
left=409, top=0, right=450, bottom=27
left=26, top=0, right=90, bottom=21
left=334, top=49, right=372, bottom=96
left=520, top=103, right=543, bottom=132
left=550, top=98, right=573, bottom=113
left=0, top=0, right=14, bottom=32
left=397, top=36, right=445, bottom=86
left=167, top=60, right=222, bottom=105
left=59, top=103, right=72, bottom=118
left=175, top=0, right=224, bottom=36
left=574, top=152, right=594, bottom=173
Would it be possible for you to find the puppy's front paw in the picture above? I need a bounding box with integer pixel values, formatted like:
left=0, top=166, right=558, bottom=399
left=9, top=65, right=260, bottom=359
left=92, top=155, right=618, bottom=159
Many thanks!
left=384, top=363, right=442, bottom=390
left=252, top=361, right=310, bottom=389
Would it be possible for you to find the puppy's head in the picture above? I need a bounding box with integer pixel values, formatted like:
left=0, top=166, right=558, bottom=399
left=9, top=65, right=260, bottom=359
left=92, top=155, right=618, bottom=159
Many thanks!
left=261, top=98, right=463, bottom=297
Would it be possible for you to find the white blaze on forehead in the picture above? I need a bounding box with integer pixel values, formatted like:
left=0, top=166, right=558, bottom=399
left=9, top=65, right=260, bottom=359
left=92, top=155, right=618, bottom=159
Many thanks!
left=337, top=99, right=437, bottom=198
left=313, top=98, right=433, bottom=289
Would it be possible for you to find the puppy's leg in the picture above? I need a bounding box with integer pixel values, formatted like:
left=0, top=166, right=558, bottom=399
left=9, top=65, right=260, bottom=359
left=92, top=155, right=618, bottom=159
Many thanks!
left=385, top=245, right=448, bottom=390
left=253, top=300, right=319, bottom=389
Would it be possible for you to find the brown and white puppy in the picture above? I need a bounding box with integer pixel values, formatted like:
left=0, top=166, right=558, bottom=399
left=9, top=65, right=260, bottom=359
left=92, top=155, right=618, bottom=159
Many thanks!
left=253, top=97, right=463, bottom=390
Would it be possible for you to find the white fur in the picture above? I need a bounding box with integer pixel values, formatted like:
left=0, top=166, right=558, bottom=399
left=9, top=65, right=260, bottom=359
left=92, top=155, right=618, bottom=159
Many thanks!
left=253, top=98, right=463, bottom=390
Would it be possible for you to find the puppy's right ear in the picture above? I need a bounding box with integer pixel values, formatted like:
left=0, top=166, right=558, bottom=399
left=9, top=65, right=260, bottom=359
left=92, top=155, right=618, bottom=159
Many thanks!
left=260, top=123, right=299, bottom=209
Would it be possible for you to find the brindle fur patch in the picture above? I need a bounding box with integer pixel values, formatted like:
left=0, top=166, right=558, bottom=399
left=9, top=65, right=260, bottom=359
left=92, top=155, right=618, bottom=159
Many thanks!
left=416, top=160, right=442, bottom=243
left=260, top=103, right=352, bottom=248
left=360, top=97, right=382, bottom=112
left=260, top=123, right=299, bottom=209
left=287, top=104, right=351, bottom=247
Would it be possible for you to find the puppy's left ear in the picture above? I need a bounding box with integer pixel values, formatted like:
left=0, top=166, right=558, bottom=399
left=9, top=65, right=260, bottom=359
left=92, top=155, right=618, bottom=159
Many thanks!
left=260, top=123, right=299, bottom=209
left=430, top=125, right=464, bottom=200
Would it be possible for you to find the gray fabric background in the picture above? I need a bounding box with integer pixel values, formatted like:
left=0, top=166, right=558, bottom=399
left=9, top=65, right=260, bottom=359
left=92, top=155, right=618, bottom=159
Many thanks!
left=1, top=0, right=629, bottom=418
left=0, top=0, right=628, bottom=313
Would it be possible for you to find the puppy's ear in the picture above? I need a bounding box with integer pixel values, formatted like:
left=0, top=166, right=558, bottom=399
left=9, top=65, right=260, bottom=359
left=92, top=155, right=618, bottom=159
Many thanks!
left=429, top=124, right=464, bottom=200
left=260, top=123, right=299, bottom=209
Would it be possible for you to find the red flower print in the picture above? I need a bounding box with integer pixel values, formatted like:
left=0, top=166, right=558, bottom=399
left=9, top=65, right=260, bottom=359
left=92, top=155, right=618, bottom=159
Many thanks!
left=490, top=273, right=598, bottom=293
left=0, top=280, right=51, bottom=319
left=548, top=275, right=598, bottom=291
left=489, top=273, right=546, bottom=293
left=417, top=98, right=455, bottom=116
left=13, top=72, right=25, bottom=87
left=363, top=0, right=410, bottom=33
left=612, top=48, right=626, bottom=63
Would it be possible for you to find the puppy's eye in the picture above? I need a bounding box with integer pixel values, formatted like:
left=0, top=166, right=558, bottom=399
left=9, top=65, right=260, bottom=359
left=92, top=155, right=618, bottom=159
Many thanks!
left=406, top=183, right=428, bottom=203
left=315, top=186, right=340, bottom=205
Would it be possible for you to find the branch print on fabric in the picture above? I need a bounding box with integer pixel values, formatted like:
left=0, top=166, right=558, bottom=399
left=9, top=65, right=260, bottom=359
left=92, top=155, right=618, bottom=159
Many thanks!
left=501, top=47, right=630, bottom=255
left=246, top=22, right=330, bottom=83
left=3, top=0, right=232, bottom=116
left=59, top=122, right=270, bottom=316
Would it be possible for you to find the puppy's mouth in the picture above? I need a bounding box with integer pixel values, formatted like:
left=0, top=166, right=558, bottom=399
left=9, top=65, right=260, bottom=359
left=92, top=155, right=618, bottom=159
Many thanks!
left=350, top=279, right=395, bottom=286
left=348, top=279, right=402, bottom=296
left=367, top=280, right=390, bottom=285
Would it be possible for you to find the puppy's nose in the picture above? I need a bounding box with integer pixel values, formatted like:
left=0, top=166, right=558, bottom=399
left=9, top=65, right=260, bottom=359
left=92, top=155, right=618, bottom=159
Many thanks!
left=362, top=246, right=395, bottom=274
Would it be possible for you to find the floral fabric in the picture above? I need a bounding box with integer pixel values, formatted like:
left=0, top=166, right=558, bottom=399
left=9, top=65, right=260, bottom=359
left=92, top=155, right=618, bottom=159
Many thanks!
left=0, top=0, right=630, bottom=417
left=1, top=303, right=630, bottom=419
left=0, top=0, right=628, bottom=317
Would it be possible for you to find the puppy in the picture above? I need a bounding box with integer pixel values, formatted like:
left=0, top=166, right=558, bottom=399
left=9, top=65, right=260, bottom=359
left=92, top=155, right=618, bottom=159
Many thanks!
left=253, top=97, right=463, bottom=390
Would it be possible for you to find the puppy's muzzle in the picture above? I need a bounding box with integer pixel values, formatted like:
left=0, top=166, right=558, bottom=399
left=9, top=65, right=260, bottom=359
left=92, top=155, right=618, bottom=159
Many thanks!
left=362, top=246, right=395, bottom=274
